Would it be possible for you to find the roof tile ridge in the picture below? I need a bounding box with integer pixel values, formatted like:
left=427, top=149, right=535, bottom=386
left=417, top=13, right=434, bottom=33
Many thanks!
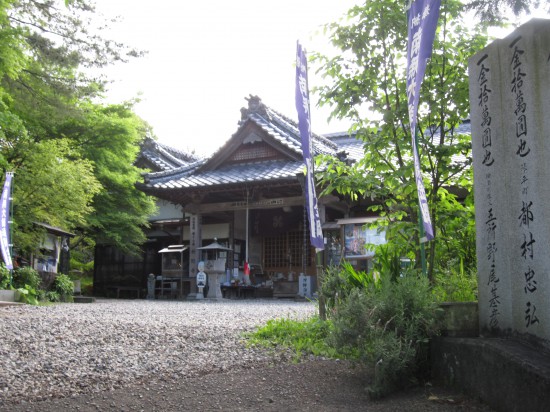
left=145, top=158, right=206, bottom=180
left=249, top=112, right=301, bottom=151
left=264, top=106, right=338, bottom=151
left=154, top=140, right=200, bottom=163
left=155, top=145, right=193, bottom=167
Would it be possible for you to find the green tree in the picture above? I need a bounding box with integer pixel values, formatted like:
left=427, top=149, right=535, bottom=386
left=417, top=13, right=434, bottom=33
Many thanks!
left=313, top=0, right=487, bottom=281
left=58, top=102, right=157, bottom=255
left=464, top=0, right=549, bottom=24
left=11, top=138, right=101, bottom=252
left=0, top=0, right=156, bottom=259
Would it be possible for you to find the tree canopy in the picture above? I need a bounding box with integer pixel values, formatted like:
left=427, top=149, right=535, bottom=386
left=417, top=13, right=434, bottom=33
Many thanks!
left=464, top=0, right=549, bottom=24
left=312, top=0, right=489, bottom=280
left=0, top=0, right=157, bottom=260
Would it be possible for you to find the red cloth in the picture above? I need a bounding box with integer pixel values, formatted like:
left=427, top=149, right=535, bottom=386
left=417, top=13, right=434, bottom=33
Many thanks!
left=244, top=262, right=250, bottom=276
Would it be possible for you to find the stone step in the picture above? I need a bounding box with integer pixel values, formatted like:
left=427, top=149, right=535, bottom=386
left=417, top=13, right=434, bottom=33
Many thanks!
left=73, top=296, right=96, bottom=304
left=0, top=300, right=24, bottom=307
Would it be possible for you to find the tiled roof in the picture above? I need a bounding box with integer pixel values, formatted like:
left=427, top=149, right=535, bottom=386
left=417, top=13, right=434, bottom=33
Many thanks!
left=138, top=95, right=474, bottom=197
left=324, top=132, right=364, bottom=162
left=206, top=95, right=340, bottom=162
left=138, top=138, right=200, bottom=172
left=140, top=96, right=364, bottom=192
left=251, top=105, right=339, bottom=156
left=145, top=159, right=304, bottom=190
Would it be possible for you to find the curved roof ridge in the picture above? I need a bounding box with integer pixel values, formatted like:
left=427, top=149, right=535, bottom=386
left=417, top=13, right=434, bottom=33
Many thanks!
left=143, top=158, right=206, bottom=182
left=265, top=105, right=338, bottom=152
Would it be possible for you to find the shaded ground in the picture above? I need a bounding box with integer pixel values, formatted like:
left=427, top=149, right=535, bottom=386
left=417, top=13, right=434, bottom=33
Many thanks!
left=6, top=359, right=492, bottom=411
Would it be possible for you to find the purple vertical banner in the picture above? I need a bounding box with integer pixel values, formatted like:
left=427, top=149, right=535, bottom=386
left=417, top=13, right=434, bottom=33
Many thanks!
left=295, top=41, right=324, bottom=251
left=0, top=172, right=13, bottom=269
left=406, top=0, right=440, bottom=241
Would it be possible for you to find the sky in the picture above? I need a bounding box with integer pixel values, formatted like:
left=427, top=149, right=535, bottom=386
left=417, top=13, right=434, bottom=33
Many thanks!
left=93, top=0, right=361, bottom=156
left=92, top=1, right=549, bottom=156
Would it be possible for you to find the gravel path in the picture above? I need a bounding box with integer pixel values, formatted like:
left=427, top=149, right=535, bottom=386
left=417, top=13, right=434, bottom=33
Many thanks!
left=0, top=299, right=316, bottom=408
left=0, top=299, right=493, bottom=411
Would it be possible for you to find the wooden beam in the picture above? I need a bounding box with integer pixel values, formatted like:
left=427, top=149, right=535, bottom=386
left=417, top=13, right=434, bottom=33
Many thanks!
left=184, top=196, right=305, bottom=214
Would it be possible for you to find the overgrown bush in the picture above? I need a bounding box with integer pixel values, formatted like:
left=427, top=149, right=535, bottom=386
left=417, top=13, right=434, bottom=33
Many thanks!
left=53, top=273, right=74, bottom=302
left=45, top=290, right=61, bottom=302
left=17, top=285, right=39, bottom=305
left=370, top=243, right=403, bottom=282
left=328, top=274, right=442, bottom=398
left=320, top=261, right=375, bottom=311
left=432, top=258, right=478, bottom=302
left=0, top=263, right=10, bottom=289
left=12, top=266, right=41, bottom=290
left=68, top=271, right=93, bottom=296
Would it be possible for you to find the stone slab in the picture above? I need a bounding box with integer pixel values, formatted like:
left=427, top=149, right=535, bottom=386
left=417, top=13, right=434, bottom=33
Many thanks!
left=0, top=290, right=20, bottom=302
left=432, top=337, right=550, bottom=412
left=73, top=296, right=96, bottom=303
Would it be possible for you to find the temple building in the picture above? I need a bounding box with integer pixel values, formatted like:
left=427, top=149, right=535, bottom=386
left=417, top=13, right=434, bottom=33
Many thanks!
left=94, top=95, right=382, bottom=299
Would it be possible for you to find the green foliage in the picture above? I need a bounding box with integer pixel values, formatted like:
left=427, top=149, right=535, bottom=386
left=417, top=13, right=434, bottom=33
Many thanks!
left=432, top=258, right=478, bottom=302
left=45, top=290, right=60, bottom=303
left=53, top=273, right=74, bottom=302
left=68, top=269, right=93, bottom=295
left=370, top=244, right=403, bottom=282
left=247, top=316, right=342, bottom=361
left=328, top=275, right=441, bottom=398
left=0, top=1, right=155, bottom=260
left=464, top=0, right=548, bottom=24
left=17, top=284, right=39, bottom=305
left=320, top=262, right=376, bottom=311
left=64, top=103, right=157, bottom=255
left=11, top=139, right=101, bottom=253
left=0, top=263, right=10, bottom=289
left=433, top=188, right=477, bottom=276
left=69, top=237, right=95, bottom=274
left=12, top=266, right=40, bottom=290
left=312, top=0, right=489, bottom=281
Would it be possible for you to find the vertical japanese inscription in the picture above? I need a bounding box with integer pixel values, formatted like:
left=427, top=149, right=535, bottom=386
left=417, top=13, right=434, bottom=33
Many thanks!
left=509, top=36, right=539, bottom=328
left=477, top=54, right=500, bottom=328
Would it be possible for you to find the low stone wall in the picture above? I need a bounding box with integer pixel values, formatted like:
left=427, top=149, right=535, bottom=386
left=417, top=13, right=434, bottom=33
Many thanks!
left=431, top=337, right=550, bottom=412
left=439, top=302, right=479, bottom=337
left=0, top=289, right=20, bottom=302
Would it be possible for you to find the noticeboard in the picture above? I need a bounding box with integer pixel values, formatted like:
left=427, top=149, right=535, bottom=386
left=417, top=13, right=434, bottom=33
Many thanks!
left=344, top=223, right=386, bottom=258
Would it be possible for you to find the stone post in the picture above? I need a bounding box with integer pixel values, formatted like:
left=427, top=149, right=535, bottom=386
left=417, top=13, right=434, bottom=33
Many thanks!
left=469, top=19, right=550, bottom=344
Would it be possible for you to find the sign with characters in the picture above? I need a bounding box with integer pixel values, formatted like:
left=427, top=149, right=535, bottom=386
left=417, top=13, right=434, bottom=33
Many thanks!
left=196, top=272, right=206, bottom=288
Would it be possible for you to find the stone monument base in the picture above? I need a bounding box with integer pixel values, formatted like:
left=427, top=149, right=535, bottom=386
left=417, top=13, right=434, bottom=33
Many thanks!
left=432, top=336, right=550, bottom=412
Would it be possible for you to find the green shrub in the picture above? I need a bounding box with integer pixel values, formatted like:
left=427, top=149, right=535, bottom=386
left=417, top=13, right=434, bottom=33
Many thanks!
left=320, top=261, right=375, bottom=312
left=12, top=266, right=41, bottom=290
left=17, top=285, right=39, bottom=305
left=370, top=243, right=403, bottom=282
left=53, top=273, right=74, bottom=302
left=46, top=290, right=61, bottom=302
left=432, top=258, right=478, bottom=302
left=0, top=263, right=10, bottom=289
left=328, top=275, right=442, bottom=398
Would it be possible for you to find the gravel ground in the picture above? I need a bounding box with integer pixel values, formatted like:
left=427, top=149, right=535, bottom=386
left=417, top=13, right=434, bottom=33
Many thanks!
left=0, top=299, right=492, bottom=411
left=0, top=299, right=314, bottom=405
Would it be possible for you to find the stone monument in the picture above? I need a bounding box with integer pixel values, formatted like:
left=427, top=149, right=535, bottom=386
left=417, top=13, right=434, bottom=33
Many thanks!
left=196, top=261, right=206, bottom=300
left=147, top=273, right=155, bottom=300
left=469, top=19, right=550, bottom=346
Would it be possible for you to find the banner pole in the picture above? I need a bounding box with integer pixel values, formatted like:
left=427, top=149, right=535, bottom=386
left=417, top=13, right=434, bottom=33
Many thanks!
left=414, top=135, right=428, bottom=277
left=8, top=172, right=13, bottom=285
